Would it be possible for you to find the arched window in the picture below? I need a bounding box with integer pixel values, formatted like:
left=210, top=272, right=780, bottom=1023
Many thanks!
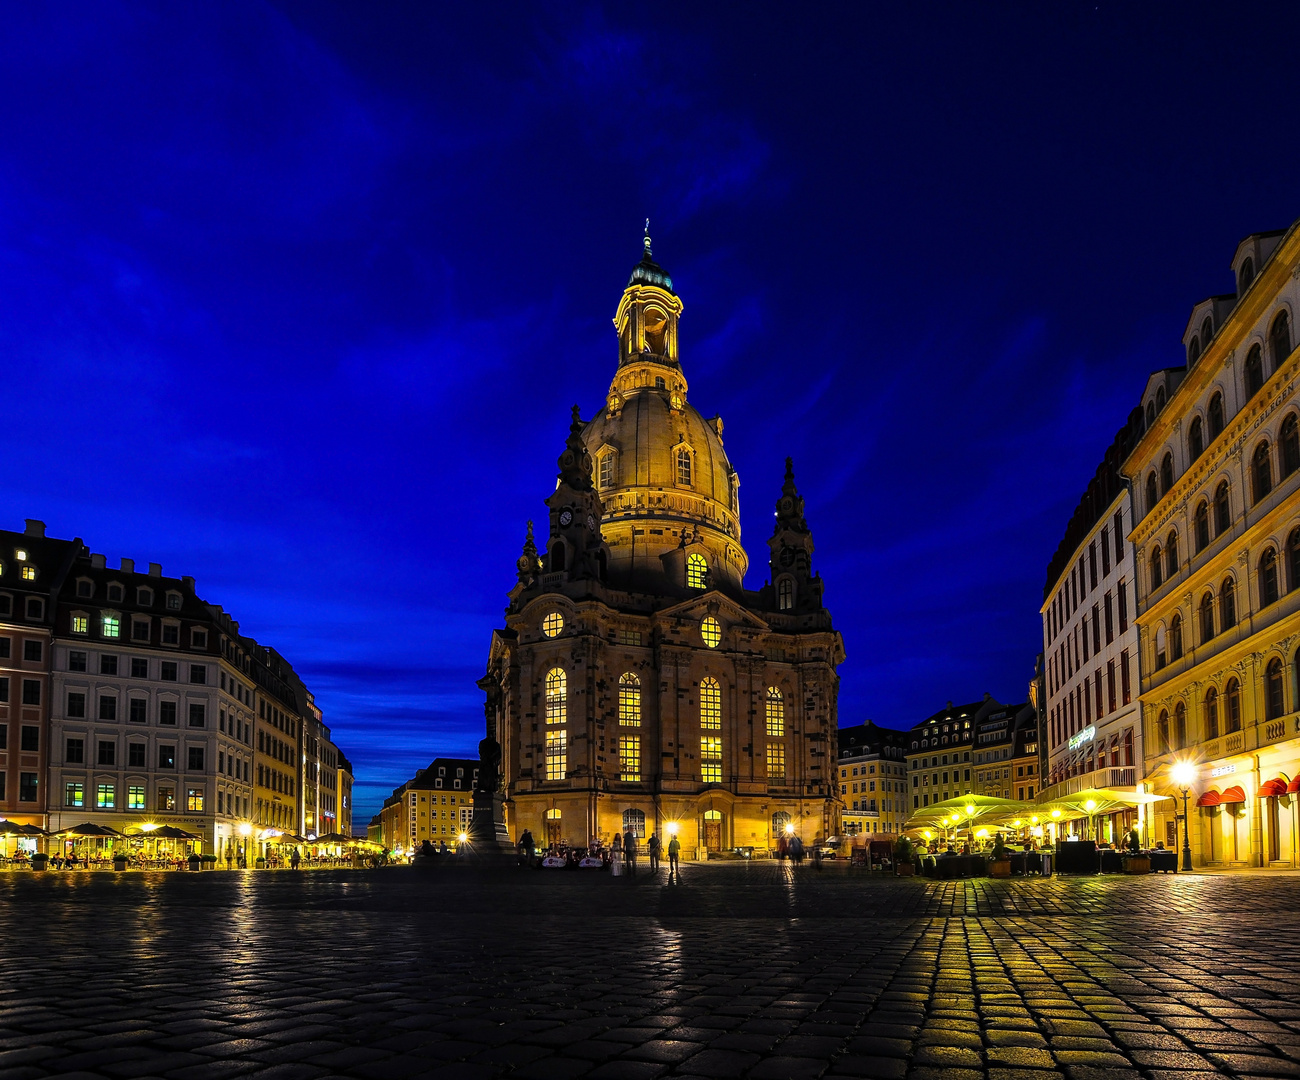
left=1150, top=545, right=1164, bottom=591
left=1214, top=480, right=1231, bottom=534
left=618, top=672, right=641, bottom=725
left=1146, top=472, right=1159, bottom=513
left=777, top=577, right=794, bottom=611
left=1188, top=336, right=1201, bottom=365
left=1204, top=686, right=1219, bottom=740
left=1289, top=528, right=1300, bottom=593
left=1283, top=415, right=1300, bottom=479
left=599, top=452, right=616, bottom=490
left=1245, top=345, right=1265, bottom=398
left=1166, top=531, right=1179, bottom=579
left=1170, top=613, right=1183, bottom=660
left=1155, top=625, right=1167, bottom=670
left=1200, top=591, right=1215, bottom=643
left=1260, top=548, right=1280, bottom=607
left=1222, top=576, right=1237, bottom=629
left=1201, top=315, right=1214, bottom=348
left=765, top=687, right=784, bottom=737
left=699, top=677, right=721, bottom=729
left=1240, top=256, right=1255, bottom=294
left=1266, top=658, right=1286, bottom=720
left=771, top=810, right=791, bottom=834
left=1194, top=500, right=1210, bottom=553
left=686, top=552, right=708, bottom=589
left=1157, top=710, right=1170, bottom=754
left=550, top=542, right=566, bottom=573
left=1146, top=401, right=1156, bottom=428
left=1208, top=392, right=1225, bottom=438
left=1123, top=728, right=1134, bottom=766
left=1225, top=677, right=1242, bottom=732
left=1156, top=386, right=1167, bottom=411
left=676, top=447, right=692, bottom=486
left=1271, top=310, right=1292, bottom=370
left=1253, top=443, right=1273, bottom=503
left=1174, top=701, right=1187, bottom=749
left=1160, top=453, right=1175, bottom=495
left=622, top=809, right=645, bottom=837
left=544, top=668, right=567, bottom=725
left=1189, top=416, right=1205, bottom=461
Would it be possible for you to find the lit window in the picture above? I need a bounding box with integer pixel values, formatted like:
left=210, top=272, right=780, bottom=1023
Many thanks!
left=15, top=549, right=26, bottom=561
left=700, top=677, right=721, bottom=729
left=187, top=788, right=205, bottom=812
left=102, top=614, right=120, bottom=638
left=620, top=736, right=640, bottom=782
left=545, top=730, right=567, bottom=780
left=701, top=736, right=722, bottom=783
left=72, top=615, right=88, bottom=634
left=687, top=552, right=708, bottom=589
left=20, top=566, right=36, bottom=581
left=767, top=744, right=786, bottom=780
left=766, top=687, right=785, bottom=737
left=65, top=782, right=84, bottom=807
left=599, top=453, right=615, bottom=490
left=542, top=612, right=564, bottom=638
left=618, top=672, right=640, bottom=725
left=778, top=577, right=793, bottom=610
left=700, top=616, right=721, bottom=648
left=545, top=668, right=566, bottom=725
left=676, top=447, right=692, bottom=485
left=128, top=786, right=146, bottom=810
left=96, top=783, right=115, bottom=809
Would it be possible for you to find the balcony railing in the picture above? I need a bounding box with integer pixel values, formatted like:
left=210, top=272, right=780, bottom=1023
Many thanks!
left=1039, top=767, right=1136, bottom=804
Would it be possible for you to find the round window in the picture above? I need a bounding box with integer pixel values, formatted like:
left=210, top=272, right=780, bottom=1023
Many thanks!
left=542, top=612, right=564, bottom=638
left=701, top=616, right=721, bottom=649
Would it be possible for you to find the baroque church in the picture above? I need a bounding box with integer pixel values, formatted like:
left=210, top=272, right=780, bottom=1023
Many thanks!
left=479, top=233, right=844, bottom=856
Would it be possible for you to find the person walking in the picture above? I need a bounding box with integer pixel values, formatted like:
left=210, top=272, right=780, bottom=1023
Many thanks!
left=624, top=828, right=638, bottom=876
left=290, top=847, right=301, bottom=870
left=647, top=832, right=661, bottom=873
left=518, top=829, right=535, bottom=866
left=667, top=833, right=681, bottom=881
left=610, top=831, right=623, bottom=877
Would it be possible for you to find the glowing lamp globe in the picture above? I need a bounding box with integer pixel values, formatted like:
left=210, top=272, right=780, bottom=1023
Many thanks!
left=1171, top=761, right=1196, bottom=787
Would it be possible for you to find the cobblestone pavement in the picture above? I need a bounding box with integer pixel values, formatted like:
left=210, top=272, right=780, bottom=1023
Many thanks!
left=3, top=864, right=1300, bottom=1080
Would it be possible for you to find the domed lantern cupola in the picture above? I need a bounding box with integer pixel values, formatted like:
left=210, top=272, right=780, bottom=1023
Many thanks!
left=610, top=222, right=687, bottom=412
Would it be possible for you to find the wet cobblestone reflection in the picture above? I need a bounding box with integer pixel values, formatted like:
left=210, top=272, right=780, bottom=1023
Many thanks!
left=2, top=864, right=1300, bottom=1080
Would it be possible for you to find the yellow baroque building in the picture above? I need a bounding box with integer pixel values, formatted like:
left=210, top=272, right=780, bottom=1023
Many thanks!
left=1124, top=220, right=1300, bottom=867
left=480, top=234, right=844, bottom=858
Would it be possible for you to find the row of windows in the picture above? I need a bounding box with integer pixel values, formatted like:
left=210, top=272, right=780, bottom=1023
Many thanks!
left=65, top=692, right=207, bottom=727
left=65, top=737, right=207, bottom=770
left=63, top=781, right=205, bottom=812
left=1047, top=729, right=1134, bottom=786
left=1049, top=581, right=1130, bottom=697
left=0, top=773, right=40, bottom=802
left=1155, top=649, right=1300, bottom=751
left=1050, top=650, right=1133, bottom=750
left=71, top=579, right=183, bottom=610
left=0, top=595, right=45, bottom=620
left=66, top=612, right=207, bottom=647
left=0, top=677, right=43, bottom=706
left=68, top=652, right=206, bottom=682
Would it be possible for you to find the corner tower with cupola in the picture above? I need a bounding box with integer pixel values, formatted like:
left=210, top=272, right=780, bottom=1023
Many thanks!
left=481, top=229, right=844, bottom=859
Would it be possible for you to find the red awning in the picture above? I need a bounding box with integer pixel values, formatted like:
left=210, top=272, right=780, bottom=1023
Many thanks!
left=1220, top=785, right=1246, bottom=804
left=1259, top=777, right=1289, bottom=798
left=1289, top=776, right=1300, bottom=794
left=1196, top=789, right=1222, bottom=807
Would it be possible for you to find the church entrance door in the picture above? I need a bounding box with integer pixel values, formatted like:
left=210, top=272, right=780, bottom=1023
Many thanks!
left=703, top=810, right=722, bottom=853
left=545, top=810, right=562, bottom=849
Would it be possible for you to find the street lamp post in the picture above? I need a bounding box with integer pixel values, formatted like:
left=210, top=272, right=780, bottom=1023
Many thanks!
left=1170, top=761, right=1195, bottom=872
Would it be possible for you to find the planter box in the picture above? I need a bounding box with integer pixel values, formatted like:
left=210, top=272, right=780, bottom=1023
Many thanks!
left=896, top=862, right=915, bottom=877
left=112, top=858, right=127, bottom=871
left=30, top=854, right=49, bottom=871
left=989, top=859, right=1012, bottom=878
left=1123, top=855, right=1151, bottom=875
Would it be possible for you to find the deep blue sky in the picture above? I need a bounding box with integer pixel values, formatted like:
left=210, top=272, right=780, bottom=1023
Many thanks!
left=4, top=4, right=1299, bottom=824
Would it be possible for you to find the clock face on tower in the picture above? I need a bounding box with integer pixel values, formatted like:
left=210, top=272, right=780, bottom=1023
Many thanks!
left=559, top=509, right=573, bottom=527
left=586, top=514, right=597, bottom=532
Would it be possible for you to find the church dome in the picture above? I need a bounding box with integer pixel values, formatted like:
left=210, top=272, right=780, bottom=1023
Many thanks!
left=627, top=251, right=674, bottom=294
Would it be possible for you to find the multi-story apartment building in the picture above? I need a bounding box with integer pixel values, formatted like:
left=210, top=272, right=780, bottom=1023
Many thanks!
left=1125, top=221, right=1300, bottom=867
left=378, top=757, right=479, bottom=853
left=209, top=608, right=257, bottom=862
left=835, top=721, right=908, bottom=836
left=905, top=698, right=988, bottom=812
left=971, top=702, right=1033, bottom=800
left=339, top=753, right=354, bottom=837
left=1039, top=418, right=1146, bottom=842
left=47, top=552, right=253, bottom=856
left=1010, top=714, right=1041, bottom=804
left=0, top=522, right=80, bottom=832
left=252, top=647, right=303, bottom=838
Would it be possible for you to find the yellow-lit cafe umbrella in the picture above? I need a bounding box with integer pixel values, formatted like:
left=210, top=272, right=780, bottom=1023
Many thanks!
left=904, top=795, right=1035, bottom=836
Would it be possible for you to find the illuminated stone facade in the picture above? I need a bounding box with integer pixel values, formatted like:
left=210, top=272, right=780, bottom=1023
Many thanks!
left=1124, top=221, right=1300, bottom=866
left=481, top=235, right=843, bottom=858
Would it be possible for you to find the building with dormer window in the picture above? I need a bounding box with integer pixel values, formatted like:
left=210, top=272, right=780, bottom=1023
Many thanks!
left=480, top=231, right=844, bottom=858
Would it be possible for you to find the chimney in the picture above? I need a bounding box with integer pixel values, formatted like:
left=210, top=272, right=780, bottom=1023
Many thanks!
left=182, top=576, right=195, bottom=592
left=148, top=563, right=162, bottom=577
left=24, top=519, right=45, bottom=538
left=120, top=558, right=134, bottom=573
left=90, top=553, right=106, bottom=570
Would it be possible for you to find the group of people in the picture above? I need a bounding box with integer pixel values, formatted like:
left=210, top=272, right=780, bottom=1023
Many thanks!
left=516, top=828, right=683, bottom=879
